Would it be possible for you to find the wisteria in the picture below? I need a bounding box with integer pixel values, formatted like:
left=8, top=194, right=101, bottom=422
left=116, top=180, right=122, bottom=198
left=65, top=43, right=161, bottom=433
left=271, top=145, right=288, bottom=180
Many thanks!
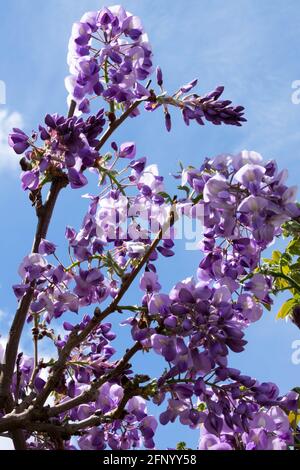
left=149, top=69, right=246, bottom=131
left=9, top=110, right=106, bottom=191
left=66, top=5, right=153, bottom=113
left=0, top=4, right=299, bottom=453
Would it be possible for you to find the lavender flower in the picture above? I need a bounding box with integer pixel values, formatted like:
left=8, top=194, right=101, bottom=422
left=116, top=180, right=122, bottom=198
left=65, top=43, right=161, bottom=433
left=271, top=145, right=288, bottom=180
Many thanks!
left=38, top=239, right=57, bottom=255
left=8, top=128, right=30, bottom=154
left=66, top=6, right=153, bottom=113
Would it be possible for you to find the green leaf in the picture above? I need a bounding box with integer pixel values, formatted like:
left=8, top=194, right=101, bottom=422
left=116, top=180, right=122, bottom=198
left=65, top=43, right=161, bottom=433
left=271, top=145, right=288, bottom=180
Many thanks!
left=282, top=265, right=290, bottom=275
left=290, top=262, right=300, bottom=272
left=102, top=152, right=112, bottom=162
left=280, top=252, right=292, bottom=265
left=292, top=273, right=300, bottom=285
left=283, top=219, right=300, bottom=235
left=262, top=257, right=273, bottom=265
left=276, top=298, right=297, bottom=320
left=177, top=185, right=190, bottom=197
left=272, top=250, right=281, bottom=263
left=192, top=193, right=204, bottom=204
left=262, top=250, right=282, bottom=266
left=274, top=277, right=290, bottom=290
left=288, top=411, right=300, bottom=427
left=104, top=252, right=124, bottom=277
left=287, top=239, right=300, bottom=256
left=158, top=191, right=172, bottom=203
left=176, top=442, right=187, bottom=450
left=178, top=161, right=184, bottom=171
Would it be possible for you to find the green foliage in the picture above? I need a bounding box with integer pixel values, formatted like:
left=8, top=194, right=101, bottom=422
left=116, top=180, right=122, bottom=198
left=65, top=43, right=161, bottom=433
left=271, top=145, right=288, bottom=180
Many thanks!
left=260, top=219, right=300, bottom=321
left=177, top=185, right=190, bottom=198
left=276, top=298, right=298, bottom=320
left=176, top=442, right=188, bottom=450
left=197, top=402, right=207, bottom=412
left=158, top=191, right=174, bottom=203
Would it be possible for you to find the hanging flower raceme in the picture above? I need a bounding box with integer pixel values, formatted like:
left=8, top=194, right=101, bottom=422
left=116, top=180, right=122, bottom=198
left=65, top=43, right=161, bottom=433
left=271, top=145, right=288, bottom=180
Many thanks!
left=124, top=151, right=299, bottom=450
left=65, top=5, right=153, bottom=113
left=182, top=150, right=299, bottom=251
left=12, top=151, right=176, bottom=325
left=8, top=147, right=300, bottom=450
left=8, top=110, right=106, bottom=190
left=146, top=68, right=246, bottom=131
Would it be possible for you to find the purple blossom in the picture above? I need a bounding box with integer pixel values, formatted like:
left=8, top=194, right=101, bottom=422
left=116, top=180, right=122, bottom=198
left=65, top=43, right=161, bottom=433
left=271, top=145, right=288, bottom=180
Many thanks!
left=156, top=66, right=163, bottom=87
left=66, top=6, right=153, bottom=112
left=245, top=274, right=269, bottom=300
left=38, top=239, right=57, bottom=256
left=18, top=253, right=47, bottom=282
left=78, top=428, right=105, bottom=450
left=21, top=170, right=39, bottom=191
left=198, top=433, right=232, bottom=450
left=8, top=128, right=30, bottom=154
left=96, top=383, right=124, bottom=413
left=68, top=168, right=88, bottom=189
left=119, top=142, right=136, bottom=159
left=140, top=271, right=161, bottom=292
left=234, top=163, right=266, bottom=192
left=236, top=294, right=263, bottom=323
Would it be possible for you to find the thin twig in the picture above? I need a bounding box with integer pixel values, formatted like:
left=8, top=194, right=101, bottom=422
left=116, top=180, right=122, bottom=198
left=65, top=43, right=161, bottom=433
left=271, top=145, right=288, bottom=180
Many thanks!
left=95, top=100, right=143, bottom=152
left=34, top=205, right=177, bottom=409
left=47, top=341, right=142, bottom=417
left=0, top=177, right=68, bottom=408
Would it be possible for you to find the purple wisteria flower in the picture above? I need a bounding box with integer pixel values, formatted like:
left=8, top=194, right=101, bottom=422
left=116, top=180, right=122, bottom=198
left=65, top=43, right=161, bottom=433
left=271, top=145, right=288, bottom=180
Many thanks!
left=7, top=146, right=299, bottom=451
left=38, top=239, right=57, bottom=255
left=8, top=128, right=30, bottom=154
left=66, top=6, right=153, bottom=113
left=9, top=110, right=106, bottom=191
left=119, top=142, right=136, bottom=159
left=140, top=271, right=161, bottom=293
left=146, top=81, right=246, bottom=131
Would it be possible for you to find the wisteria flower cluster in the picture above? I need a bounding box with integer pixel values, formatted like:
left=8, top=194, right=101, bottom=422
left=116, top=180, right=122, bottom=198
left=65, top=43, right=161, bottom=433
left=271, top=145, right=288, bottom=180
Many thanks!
left=149, top=70, right=246, bottom=131
left=1, top=4, right=299, bottom=453
left=5, top=149, right=299, bottom=451
left=66, top=5, right=153, bottom=113
left=9, top=110, right=106, bottom=191
left=8, top=7, right=246, bottom=197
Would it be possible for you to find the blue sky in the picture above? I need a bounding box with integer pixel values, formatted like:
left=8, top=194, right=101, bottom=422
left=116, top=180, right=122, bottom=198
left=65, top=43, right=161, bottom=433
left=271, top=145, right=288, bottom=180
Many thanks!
left=1, top=0, right=300, bottom=450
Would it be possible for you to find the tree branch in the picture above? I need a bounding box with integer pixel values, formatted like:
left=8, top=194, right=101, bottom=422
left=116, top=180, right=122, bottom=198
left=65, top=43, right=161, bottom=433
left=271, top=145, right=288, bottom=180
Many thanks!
left=0, top=178, right=68, bottom=449
left=0, top=408, right=32, bottom=433
left=0, top=345, right=143, bottom=437
left=268, top=270, right=300, bottom=293
left=95, top=100, right=143, bottom=152
left=0, top=177, right=68, bottom=411
left=8, top=383, right=147, bottom=445
left=32, top=176, right=68, bottom=252
left=0, top=204, right=176, bottom=442
left=34, top=204, right=177, bottom=409
left=47, top=341, right=142, bottom=417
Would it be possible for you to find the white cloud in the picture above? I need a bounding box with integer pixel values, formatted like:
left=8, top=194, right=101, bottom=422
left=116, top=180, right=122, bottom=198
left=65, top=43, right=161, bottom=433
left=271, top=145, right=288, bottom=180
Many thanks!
left=0, top=334, right=6, bottom=346
left=0, top=437, right=14, bottom=450
left=0, top=110, right=23, bottom=174
left=0, top=335, right=7, bottom=363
